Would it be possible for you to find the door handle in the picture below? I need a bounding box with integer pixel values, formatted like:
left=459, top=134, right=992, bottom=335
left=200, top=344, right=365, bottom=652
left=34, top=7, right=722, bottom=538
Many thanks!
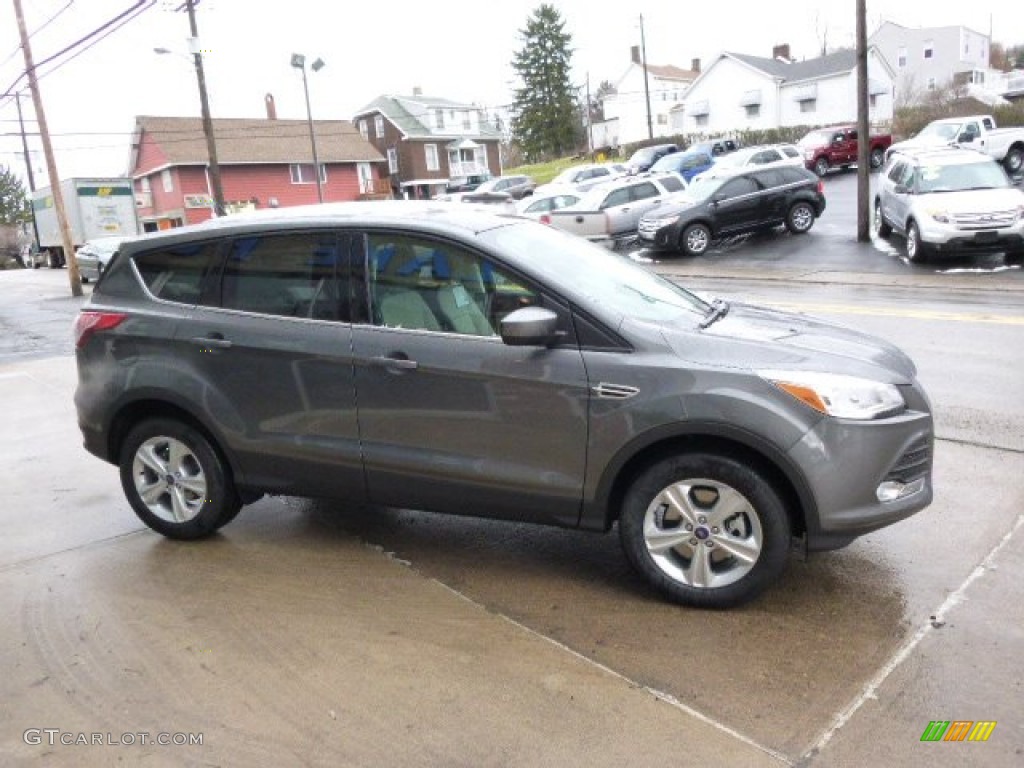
left=191, top=334, right=233, bottom=350
left=371, top=355, right=418, bottom=371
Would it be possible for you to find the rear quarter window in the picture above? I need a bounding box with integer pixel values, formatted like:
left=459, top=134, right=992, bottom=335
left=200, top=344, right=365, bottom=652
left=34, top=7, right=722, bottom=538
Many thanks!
left=133, top=241, right=219, bottom=304
left=658, top=176, right=684, bottom=192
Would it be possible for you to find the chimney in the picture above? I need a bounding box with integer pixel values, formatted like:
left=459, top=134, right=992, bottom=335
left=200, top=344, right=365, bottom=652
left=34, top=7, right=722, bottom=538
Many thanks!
left=264, top=93, right=277, bottom=120
left=773, top=44, right=792, bottom=62
left=691, top=57, right=701, bottom=73
left=631, top=45, right=641, bottom=65
left=412, top=86, right=422, bottom=97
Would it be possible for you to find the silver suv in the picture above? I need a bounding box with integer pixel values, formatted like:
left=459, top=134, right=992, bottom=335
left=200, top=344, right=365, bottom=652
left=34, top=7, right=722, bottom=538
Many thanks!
left=874, top=147, right=1024, bottom=262
left=74, top=202, right=933, bottom=608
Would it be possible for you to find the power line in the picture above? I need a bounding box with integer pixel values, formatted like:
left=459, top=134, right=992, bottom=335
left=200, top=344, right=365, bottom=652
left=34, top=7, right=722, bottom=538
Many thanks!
left=0, top=0, right=75, bottom=71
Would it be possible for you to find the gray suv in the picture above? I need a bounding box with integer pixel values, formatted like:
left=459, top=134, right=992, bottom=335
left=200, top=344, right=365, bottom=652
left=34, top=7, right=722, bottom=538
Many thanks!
left=74, top=202, right=933, bottom=608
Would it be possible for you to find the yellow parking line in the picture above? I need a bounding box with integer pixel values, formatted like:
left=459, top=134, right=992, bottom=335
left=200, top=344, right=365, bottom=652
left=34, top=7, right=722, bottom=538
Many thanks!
left=765, top=302, right=1024, bottom=326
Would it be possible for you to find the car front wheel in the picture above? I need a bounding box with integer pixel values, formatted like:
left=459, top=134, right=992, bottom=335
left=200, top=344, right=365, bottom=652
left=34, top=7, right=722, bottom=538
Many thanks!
left=680, top=223, right=711, bottom=256
left=906, top=221, right=930, bottom=263
left=618, top=453, right=791, bottom=608
left=119, top=418, right=240, bottom=540
left=786, top=202, right=816, bottom=234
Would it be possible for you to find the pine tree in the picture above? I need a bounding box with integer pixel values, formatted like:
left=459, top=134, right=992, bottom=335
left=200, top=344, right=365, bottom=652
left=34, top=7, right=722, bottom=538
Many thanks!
left=510, top=4, right=579, bottom=161
left=0, top=166, right=30, bottom=226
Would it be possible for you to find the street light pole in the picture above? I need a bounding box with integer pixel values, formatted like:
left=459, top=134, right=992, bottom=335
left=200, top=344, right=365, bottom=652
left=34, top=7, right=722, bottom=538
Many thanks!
left=291, top=53, right=325, bottom=204
left=183, top=0, right=226, bottom=216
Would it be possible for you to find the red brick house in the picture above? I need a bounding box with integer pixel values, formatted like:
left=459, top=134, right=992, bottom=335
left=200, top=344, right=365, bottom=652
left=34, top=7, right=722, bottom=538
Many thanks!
left=352, top=91, right=504, bottom=199
left=128, top=115, right=387, bottom=229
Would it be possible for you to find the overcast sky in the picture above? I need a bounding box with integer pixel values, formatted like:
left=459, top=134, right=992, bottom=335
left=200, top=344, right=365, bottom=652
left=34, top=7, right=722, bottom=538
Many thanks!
left=1, top=0, right=1022, bottom=186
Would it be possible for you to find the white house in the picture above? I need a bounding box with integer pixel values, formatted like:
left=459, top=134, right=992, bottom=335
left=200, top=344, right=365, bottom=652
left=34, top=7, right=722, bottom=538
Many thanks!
left=869, top=21, right=1017, bottom=105
left=599, top=48, right=700, bottom=146
left=673, top=45, right=895, bottom=135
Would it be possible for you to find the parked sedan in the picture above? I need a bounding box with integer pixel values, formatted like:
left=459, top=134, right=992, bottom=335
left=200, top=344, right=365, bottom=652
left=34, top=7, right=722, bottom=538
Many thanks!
left=649, top=149, right=715, bottom=181
left=638, top=166, right=825, bottom=256
left=539, top=162, right=628, bottom=194
left=516, top=190, right=581, bottom=219
left=626, top=143, right=679, bottom=174
left=693, top=144, right=803, bottom=181
left=74, top=236, right=129, bottom=283
left=472, top=174, right=537, bottom=200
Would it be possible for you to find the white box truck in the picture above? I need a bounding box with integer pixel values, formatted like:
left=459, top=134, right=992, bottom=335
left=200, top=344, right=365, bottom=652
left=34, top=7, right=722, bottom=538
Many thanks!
left=29, top=178, right=140, bottom=268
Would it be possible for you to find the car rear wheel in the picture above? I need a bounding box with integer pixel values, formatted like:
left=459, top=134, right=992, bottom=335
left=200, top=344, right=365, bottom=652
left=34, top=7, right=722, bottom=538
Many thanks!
left=618, top=453, right=790, bottom=608
left=905, top=221, right=930, bottom=263
left=680, top=223, right=711, bottom=256
left=785, top=202, right=816, bottom=234
left=119, top=418, right=240, bottom=540
left=874, top=200, right=892, bottom=238
left=870, top=148, right=885, bottom=170
left=814, top=157, right=829, bottom=177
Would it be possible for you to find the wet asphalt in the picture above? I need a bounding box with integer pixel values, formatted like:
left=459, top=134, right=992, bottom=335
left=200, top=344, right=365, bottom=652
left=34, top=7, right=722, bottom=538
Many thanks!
left=1, top=176, right=1022, bottom=765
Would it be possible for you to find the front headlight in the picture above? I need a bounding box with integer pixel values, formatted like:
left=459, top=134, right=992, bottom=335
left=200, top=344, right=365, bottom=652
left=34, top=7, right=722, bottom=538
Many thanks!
left=759, top=370, right=905, bottom=420
left=926, top=208, right=952, bottom=224
left=804, top=150, right=816, bottom=160
left=656, top=214, right=680, bottom=226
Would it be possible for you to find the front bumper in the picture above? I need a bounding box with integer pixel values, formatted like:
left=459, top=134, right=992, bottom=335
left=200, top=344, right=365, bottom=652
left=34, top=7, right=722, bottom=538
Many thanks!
left=917, top=215, right=1024, bottom=253
left=637, top=219, right=681, bottom=249
left=790, top=382, right=934, bottom=551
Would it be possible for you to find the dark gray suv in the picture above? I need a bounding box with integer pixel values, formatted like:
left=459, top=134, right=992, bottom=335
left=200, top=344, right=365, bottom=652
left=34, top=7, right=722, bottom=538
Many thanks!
left=74, top=202, right=933, bottom=608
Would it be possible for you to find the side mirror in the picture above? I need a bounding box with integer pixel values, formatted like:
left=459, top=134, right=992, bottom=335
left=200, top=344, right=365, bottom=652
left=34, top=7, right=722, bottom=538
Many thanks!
left=500, top=306, right=560, bottom=347
left=958, top=132, right=976, bottom=143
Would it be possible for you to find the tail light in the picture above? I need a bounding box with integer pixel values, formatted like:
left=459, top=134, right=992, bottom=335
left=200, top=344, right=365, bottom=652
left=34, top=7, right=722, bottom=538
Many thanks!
left=74, top=311, right=126, bottom=349
left=539, top=214, right=551, bottom=226
left=817, top=180, right=825, bottom=195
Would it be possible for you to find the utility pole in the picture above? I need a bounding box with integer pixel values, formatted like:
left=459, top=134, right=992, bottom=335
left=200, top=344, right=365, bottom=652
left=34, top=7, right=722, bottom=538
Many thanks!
left=184, top=0, right=226, bottom=216
left=640, top=14, right=653, bottom=140
left=856, top=0, right=870, bottom=241
left=15, top=91, right=41, bottom=253
left=585, top=72, right=594, bottom=159
left=13, top=0, right=81, bottom=295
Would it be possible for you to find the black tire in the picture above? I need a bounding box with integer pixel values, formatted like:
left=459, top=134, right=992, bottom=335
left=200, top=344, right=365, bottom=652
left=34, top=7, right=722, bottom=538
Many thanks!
left=1004, top=146, right=1023, bottom=176
left=47, top=250, right=62, bottom=269
left=119, top=418, right=240, bottom=540
left=874, top=200, right=892, bottom=238
left=679, top=223, right=711, bottom=256
left=814, top=157, right=829, bottom=177
left=905, top=221, right=930, bottom=263
left=618, top=453, right=791, bottom=608
left=785, top=201, right=816, bottom=234
left=870, top=147, right=885, bottom=170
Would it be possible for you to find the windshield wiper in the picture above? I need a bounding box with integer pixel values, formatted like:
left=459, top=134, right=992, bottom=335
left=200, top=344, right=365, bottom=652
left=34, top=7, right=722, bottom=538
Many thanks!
left=699, top=298, right=730, bottom=329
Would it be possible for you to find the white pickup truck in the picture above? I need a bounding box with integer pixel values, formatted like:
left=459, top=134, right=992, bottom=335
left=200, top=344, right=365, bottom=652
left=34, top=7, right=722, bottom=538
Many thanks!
left=886, top=115, right=1024, bottom=175
left=540, top=173, right=687, bottom=242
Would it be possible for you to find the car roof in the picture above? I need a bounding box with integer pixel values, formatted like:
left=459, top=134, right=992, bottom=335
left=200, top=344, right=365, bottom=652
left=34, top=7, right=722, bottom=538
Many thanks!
left=116, top=202, right=522, bottom=252
left=889, top=147, right=993, bottom=165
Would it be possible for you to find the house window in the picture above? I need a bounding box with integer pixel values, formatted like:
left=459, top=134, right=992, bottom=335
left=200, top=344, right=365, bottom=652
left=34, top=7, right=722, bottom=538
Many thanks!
left=358, top=119, right=368, bottom=139
left=289, top=163, right=327, bottom=184
left=140, top=176, right=151, bottom=194
left=374, top=115, right=384, bottom=138
left=924, top=40, right=934, bottom=59
left=434, top=109, right=445, bottom=130
left=927, top=77, right=937, bottom=90
left=744, top=104, right=760, bottom=118
left=694, top=114, right=708, bottom=127
left=161, top=169, right=173, bottom=192
left=462, top=111, right=471, bottom=130
left=897, top=47, right=907, bottom=67
left=387, top=148, right=398, bottom=174
left=425, top=143, right=439, bottom=172
left=657, top=114, right=668, bottom=125
left=800, top=99, right=817, bottom=113
left=870, top=94, right=878, bottom=109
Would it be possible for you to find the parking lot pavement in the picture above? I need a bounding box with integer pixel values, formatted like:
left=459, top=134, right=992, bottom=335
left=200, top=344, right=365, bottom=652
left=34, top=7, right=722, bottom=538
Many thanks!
left=0, top=355, right=784, bottom=767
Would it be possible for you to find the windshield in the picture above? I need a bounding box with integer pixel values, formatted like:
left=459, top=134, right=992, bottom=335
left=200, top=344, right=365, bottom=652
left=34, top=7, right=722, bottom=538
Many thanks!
left=917, top=122, right=960, bottom=141
left=650, top=154, right=682, bottom=172
left=915, top=160, right=1009, bottom=193
left=628, top=149, right=655, bottom=164
left=473, top=179, right=500, bottom=193
left=798, top=130, right=832, bottom=147
left=685, top=175, right=727, bottom=202
left=551, top=167, right=585, bottom=184
left=484, top=222, right=708, bottom=324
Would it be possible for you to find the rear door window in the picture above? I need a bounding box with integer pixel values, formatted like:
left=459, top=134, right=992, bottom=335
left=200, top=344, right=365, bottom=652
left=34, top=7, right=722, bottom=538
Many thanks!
left=218, top=232, right=346, bottom=321
left=630, top=182, right=661, bottom=200
left=657, top=176, right=685, bottom=193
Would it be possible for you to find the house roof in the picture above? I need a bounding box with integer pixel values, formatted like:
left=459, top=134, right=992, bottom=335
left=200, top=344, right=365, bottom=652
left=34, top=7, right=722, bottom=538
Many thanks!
left=645, top=63, right=699, bottom=81
left=130, top=116, right=384, bottom=173
left=352, top=94, right=503, bottom=140
left=727, top=49, right=858, bottom=82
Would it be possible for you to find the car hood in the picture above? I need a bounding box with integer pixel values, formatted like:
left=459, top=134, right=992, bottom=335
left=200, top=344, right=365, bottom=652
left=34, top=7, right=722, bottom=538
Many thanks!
left=641, top=197, right=700, bottom=220
left=915, top=186, right=1024, bottom=211
left=655, top=302, right=917, bottom=384
left=888, top=135, right=952, bottom=153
